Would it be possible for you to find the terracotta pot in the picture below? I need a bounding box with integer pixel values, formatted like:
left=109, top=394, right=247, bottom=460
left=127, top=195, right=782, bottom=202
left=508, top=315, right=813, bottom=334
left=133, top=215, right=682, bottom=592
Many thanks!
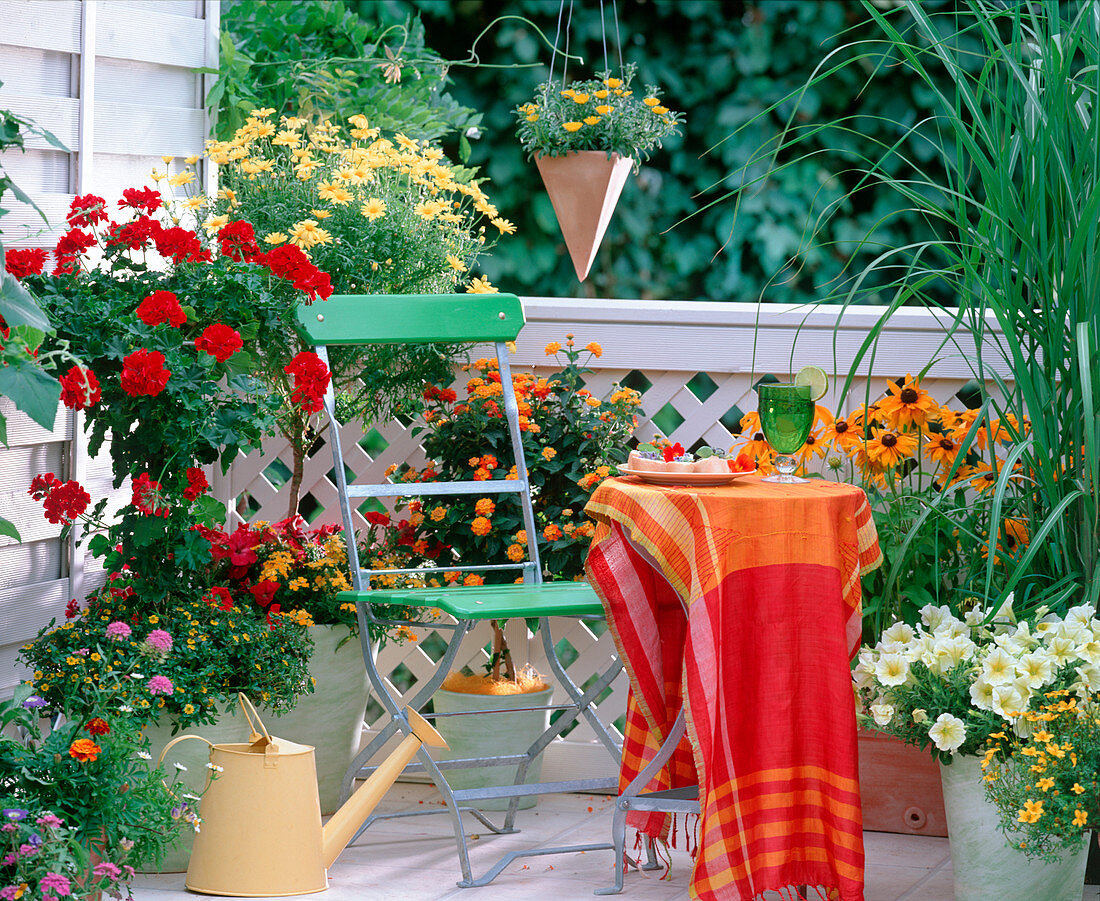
left=535, top=151, right=634, bottom=281
left=858, top=726, right=947, bottom=836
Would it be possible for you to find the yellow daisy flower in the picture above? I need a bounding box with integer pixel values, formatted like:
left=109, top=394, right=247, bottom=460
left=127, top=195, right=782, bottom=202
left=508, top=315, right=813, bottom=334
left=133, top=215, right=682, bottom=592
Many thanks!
left=360, top=198, right=386, bottom=221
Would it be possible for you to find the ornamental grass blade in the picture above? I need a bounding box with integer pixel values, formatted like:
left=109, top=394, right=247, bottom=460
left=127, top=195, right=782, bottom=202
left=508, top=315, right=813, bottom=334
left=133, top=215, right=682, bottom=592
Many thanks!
left=535, top=152, right=633, bottom=281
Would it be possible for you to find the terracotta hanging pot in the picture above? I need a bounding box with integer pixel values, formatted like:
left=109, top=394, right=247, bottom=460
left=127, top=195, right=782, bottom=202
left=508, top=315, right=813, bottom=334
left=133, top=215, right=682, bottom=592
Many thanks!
left=535, top=150, right=634, bottom=281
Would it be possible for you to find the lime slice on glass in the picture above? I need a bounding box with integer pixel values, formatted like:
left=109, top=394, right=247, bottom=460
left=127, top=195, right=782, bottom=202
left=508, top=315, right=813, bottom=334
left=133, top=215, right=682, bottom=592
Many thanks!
left=795, top=365, right=829, bottom=401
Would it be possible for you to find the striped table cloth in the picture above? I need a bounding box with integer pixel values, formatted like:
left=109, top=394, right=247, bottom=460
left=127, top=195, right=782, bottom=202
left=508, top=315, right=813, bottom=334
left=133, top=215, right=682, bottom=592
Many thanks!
left=585, top=475, right=881, bottom=901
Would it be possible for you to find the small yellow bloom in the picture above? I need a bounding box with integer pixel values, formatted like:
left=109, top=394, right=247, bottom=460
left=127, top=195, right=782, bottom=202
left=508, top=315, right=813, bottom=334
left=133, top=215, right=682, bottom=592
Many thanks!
left=595, top=105, right=613, bottom=115
left=361, top=198, right=386, bottom=221
left=643, top=97, right=660, bottom=107
left=466, top=277, right=498, bottom=294
left=594, top=90, right=610, bottom=99
left=263, top=232, right=288, bottom=245
left=318, top=181, right=353, bottom=204
left=560, top=89, right=576, bottom=98
left=583, top=116, right=601, bottom=126
left=562, top=122, right=584, bottom=133
left=310, top=209, right=332, bottom=219
left=491, top=217, right=516, bottom=235
left=572, top=93, right=590, bottom=104
left=1074, top=809, right=1088, bottom=826
left=168, top=170, right=196, bottom=187
left=446, top=254, right=467, bottom=272
left=652, top=105, right=669, bottom=115
left=161, top=155, right=175, bottom=164
left=203, top=214, right=229, bottom=234
left=604, top=77, right=622, bottom=88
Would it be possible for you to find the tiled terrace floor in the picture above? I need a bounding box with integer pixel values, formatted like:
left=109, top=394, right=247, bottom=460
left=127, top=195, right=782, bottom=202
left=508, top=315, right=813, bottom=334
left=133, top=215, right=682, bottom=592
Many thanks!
left=132, top=783, right=1100, bottom=901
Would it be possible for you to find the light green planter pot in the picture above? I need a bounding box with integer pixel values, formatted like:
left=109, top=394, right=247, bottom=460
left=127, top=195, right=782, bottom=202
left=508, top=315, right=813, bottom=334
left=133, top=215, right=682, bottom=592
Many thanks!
left=940, top=754, right=1089, bottom=901
left=141, top=624, right=371, bottom=872
left=432, top=685, right=553, bottom=811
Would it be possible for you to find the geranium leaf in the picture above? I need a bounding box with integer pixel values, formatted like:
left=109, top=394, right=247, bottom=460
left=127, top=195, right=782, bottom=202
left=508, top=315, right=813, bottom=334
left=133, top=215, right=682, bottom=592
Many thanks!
left=0, top=358, right=60, bottom=431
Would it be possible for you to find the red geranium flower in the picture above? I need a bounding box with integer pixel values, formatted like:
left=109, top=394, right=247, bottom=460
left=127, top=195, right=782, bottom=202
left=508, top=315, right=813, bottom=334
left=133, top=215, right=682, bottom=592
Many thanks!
left=217, top=220, right=262, bottom=263
left=225, top=525, right=263, bottom=576
left=131, top=472, right=169, bottom=517
left=195, top=323, right=243, bottom=362
left=66, top=194, right=108, bottom=229
left=118, top=187, right=163, bottom=214
left=364, top=511, right=391, bottom=527
left=258, top=244, right=333, bottom=302
left=4, top=247, right=48, bottom=280
left=154, top=225, right=209, bottom=265
left=182, top=467, right=209, bottom=500
left=29, top=477, right=91, bottom=524
left=29, top=473, right=61, bottom=500
left=64, top=598, right=81, bottom=619
left=58, top=365, right=101, bottom=410
left=283, top=351, right=330, bottom=413
left=135, top=291, right=186, bottom=328
left=120, top=348, right=170, bottom=396
left=106, top=216, right=160, bottom=251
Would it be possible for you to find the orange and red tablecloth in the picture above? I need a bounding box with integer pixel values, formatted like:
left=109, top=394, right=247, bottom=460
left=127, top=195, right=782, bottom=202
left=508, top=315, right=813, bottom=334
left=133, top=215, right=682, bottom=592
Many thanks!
left=584, top=474, right=881, bottom=901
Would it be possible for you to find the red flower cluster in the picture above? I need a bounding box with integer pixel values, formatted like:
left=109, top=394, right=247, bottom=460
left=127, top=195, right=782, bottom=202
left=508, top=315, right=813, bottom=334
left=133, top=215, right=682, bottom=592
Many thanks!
left=136, top=290, right=186, bottom=328
left=66, top=194, right=109, bottom=229
left=120, top=348, right=170, bottom=396
left=119, top=187, right=163, bottom=214
left=59, top=365, right=101, bottom=410
left=154, top=225, right=210, bottom=265
left=217, top=220, right=262, bottom=263
left=423, top=385, right=458, bottom=404
left=4, top=247, right=48, bottom=280
left=284, top=351, right=330, bottom=414
left=106, top=215, right=160, bottom=251
left=183, top=466, right=209, bottom=501
left=28, top=473, right=91, bottom=524
left=64, top=598, right=82, bottom=619
left=196, top=323, right=243, bottom=361
left=54, top=228, right=96, bottom=275
left=260, top=244, right=333, bottom=302
left=131, top=472, right=169, bottom=517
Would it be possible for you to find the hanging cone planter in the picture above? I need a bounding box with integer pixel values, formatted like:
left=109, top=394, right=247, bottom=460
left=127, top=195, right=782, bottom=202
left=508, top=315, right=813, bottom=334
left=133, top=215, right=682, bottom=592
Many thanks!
left=535, top=151, right=633, bottom=281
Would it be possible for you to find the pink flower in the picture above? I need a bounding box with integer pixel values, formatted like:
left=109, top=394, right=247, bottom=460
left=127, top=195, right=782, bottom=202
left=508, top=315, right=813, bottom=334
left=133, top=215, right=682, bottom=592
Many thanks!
left=92, top=862, right=122, bottom=881
left=144, top=629, right=172, bottom=652
left=39, top=873, right=71, bottom=897
left=146, top=675, right=173, bottom=696
left=105, top=621, right=132, bottom=640
left=35, top=814, right=63, bottom=828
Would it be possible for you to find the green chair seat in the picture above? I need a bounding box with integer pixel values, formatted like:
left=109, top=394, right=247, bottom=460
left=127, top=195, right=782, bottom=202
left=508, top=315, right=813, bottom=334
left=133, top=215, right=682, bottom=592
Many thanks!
left=338, top=580, right=604, bottom=620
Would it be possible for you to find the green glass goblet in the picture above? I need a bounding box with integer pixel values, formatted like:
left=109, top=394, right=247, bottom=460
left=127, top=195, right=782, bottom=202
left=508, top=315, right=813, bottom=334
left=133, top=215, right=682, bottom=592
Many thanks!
left=758, top=383, right=814, bottom=484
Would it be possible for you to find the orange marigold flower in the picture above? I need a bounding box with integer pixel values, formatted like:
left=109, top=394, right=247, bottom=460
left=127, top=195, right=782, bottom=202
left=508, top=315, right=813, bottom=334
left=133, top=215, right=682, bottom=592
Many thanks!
left=878, top=375, right=939, bottom=430
left=69, top=738, right=101, bottom=762
left=506, top=543, right=525, bottom=562
left=474, top=498, right=495, bottom=517
left=585, top=396, right=601, bottom=408
left=585, top=341, right=603, bottom=357
left=471, top=516, right=492, bottom=536
left=543, top=524, right=563, bottom=541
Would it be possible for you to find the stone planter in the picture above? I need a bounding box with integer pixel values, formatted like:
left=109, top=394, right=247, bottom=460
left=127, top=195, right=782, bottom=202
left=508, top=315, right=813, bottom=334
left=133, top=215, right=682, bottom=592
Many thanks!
left=940, top=754, right=1089, bottom=901
left=432, top=685, right=553, bottom=811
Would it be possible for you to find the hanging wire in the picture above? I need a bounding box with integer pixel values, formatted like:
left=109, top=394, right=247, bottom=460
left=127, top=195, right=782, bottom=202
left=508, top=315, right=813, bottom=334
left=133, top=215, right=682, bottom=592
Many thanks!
left=600, top=0, right=609, bottom=72
left=612, top=0, right=624, bottom=72
left=561, top=0, right=574, bottom=86
left=546, top=0, right=566, bottom=100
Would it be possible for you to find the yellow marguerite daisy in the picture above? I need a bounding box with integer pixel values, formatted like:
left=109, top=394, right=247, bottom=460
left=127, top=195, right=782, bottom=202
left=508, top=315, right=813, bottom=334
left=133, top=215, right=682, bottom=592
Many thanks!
left=168, top=171, right=195, bottom=187
left=466, top=277, right=498, bottom=294
left=446, top=254, right=467, bottom=272
left=491, top=218, right=516, bottom=235
left=203, top=215, right=229, bottom=234
left=317, top=181, right=353, bottom=204
left=360, top=198, right=386, bottom=221
left=263, top=232, right=288, bottom=245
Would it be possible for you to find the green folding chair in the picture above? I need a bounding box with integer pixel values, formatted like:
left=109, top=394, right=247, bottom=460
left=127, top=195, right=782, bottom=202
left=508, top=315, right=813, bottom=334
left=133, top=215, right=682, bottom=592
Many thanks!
left=296, top=294, right=623, bottom=888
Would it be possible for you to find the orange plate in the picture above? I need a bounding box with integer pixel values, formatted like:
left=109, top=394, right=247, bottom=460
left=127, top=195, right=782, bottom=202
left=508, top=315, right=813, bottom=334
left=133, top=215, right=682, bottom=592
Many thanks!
left=616, top=466, right=758, bottom=487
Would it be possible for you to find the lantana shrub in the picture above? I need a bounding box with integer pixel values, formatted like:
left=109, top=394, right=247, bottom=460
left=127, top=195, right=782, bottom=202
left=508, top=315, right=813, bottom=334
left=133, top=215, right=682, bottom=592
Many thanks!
left=398, top=337, right=641, bottom=584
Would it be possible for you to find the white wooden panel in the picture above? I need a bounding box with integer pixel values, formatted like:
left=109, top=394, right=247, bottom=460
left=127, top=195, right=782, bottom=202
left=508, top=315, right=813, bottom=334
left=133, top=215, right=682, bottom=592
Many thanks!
left=0, top=192, right=69, bottom=245
left=85, top=151, right=160, bottom=203
left=0, top=93, right=79, bottom=148
left=95, top=56, right=199, bottom=107
left=0, top=45, right=73, bottom=96
left=0, top=147, right=70, bottom=192
left=94, top=101, right=204, bottom=156
left=95, top=3, right=207, bottom=67
left=1, top=644, right=32, bottom=696
left=0, top=539, right=62, bottom=590
left=0, top=577, right=70, bottom=647
left=0, top=441, right=65, bottom=493
left=0, top=3, right=81, bottom=54
left=107, top=0, right=202, bottom=16
left=0, top=400, right=71, bottom=447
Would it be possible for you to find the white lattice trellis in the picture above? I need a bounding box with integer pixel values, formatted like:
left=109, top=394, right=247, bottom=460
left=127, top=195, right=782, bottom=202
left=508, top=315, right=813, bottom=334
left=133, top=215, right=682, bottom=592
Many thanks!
left=220, top=298, right=1008, bottom=777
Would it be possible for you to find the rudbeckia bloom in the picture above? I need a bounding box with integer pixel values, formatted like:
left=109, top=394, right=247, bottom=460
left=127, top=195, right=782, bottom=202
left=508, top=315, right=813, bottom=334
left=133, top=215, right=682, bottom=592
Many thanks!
left=865, top=427, right=918, bottom=469
left=878, top=375, right=939, bottom=430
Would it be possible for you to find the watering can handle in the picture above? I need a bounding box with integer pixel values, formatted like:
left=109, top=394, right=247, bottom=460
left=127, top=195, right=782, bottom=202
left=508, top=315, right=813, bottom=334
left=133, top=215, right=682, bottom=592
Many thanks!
left=155, top=733, right=216, bottom=795
left=237, top=693, right=272, bottom=745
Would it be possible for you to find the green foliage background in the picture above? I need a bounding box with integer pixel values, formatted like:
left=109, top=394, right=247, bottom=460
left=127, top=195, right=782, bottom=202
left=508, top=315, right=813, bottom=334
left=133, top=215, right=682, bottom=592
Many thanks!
left=351, top=0, right=965, bottom=303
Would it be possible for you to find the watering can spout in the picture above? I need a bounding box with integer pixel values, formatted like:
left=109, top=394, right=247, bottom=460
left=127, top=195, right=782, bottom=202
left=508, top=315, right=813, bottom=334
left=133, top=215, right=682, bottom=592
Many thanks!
left=321, top=707, right=447, bottom=869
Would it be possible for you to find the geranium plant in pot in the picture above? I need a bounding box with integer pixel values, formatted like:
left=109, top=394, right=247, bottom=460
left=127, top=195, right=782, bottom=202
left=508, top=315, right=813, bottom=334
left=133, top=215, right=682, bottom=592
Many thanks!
left=855, top=600, right=1097, bottom=900
left=396, top=337, right=641, bottom=806
left=204, top=108, right=513, bottom=515
left=514, top=64, right=683, bottom=280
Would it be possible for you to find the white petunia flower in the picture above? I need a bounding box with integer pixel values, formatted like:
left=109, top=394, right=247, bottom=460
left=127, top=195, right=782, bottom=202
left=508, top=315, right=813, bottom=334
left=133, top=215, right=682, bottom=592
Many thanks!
left=882, top=622, right=916, bottom=649
left=1074, top=663, right=1100, bottom=692
left=1017, top=651, right=1055, bottom=689
left=1045, top=634, right=1078, bottom=666
left=1065, top=604, right=1095, bottom=630
left=930, top=635, right=975, bottom=674
left=870, top=703, right=895, bottom=727
left=912, top=708, right=929, bottom=724
left=969, top=677, right=996, bottom=711
left=982, top=647, right=1018, bottom=686
left=928, top=713, right=967, bottom=753
left=992, top=683, right=1028, bottom=721
left=874, top=653, right=911, bottom=687
left=920, top=604, right=955, bottom=633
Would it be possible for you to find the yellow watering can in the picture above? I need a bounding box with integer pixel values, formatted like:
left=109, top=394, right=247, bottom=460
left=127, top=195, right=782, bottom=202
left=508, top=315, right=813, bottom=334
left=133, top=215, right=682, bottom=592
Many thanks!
left=158, top=694, right=446, bottom=897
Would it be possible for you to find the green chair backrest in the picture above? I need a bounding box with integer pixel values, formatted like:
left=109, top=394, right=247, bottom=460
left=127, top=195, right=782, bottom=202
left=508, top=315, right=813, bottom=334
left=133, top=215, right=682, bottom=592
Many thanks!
left=295, top=293, right=525, bottom=346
